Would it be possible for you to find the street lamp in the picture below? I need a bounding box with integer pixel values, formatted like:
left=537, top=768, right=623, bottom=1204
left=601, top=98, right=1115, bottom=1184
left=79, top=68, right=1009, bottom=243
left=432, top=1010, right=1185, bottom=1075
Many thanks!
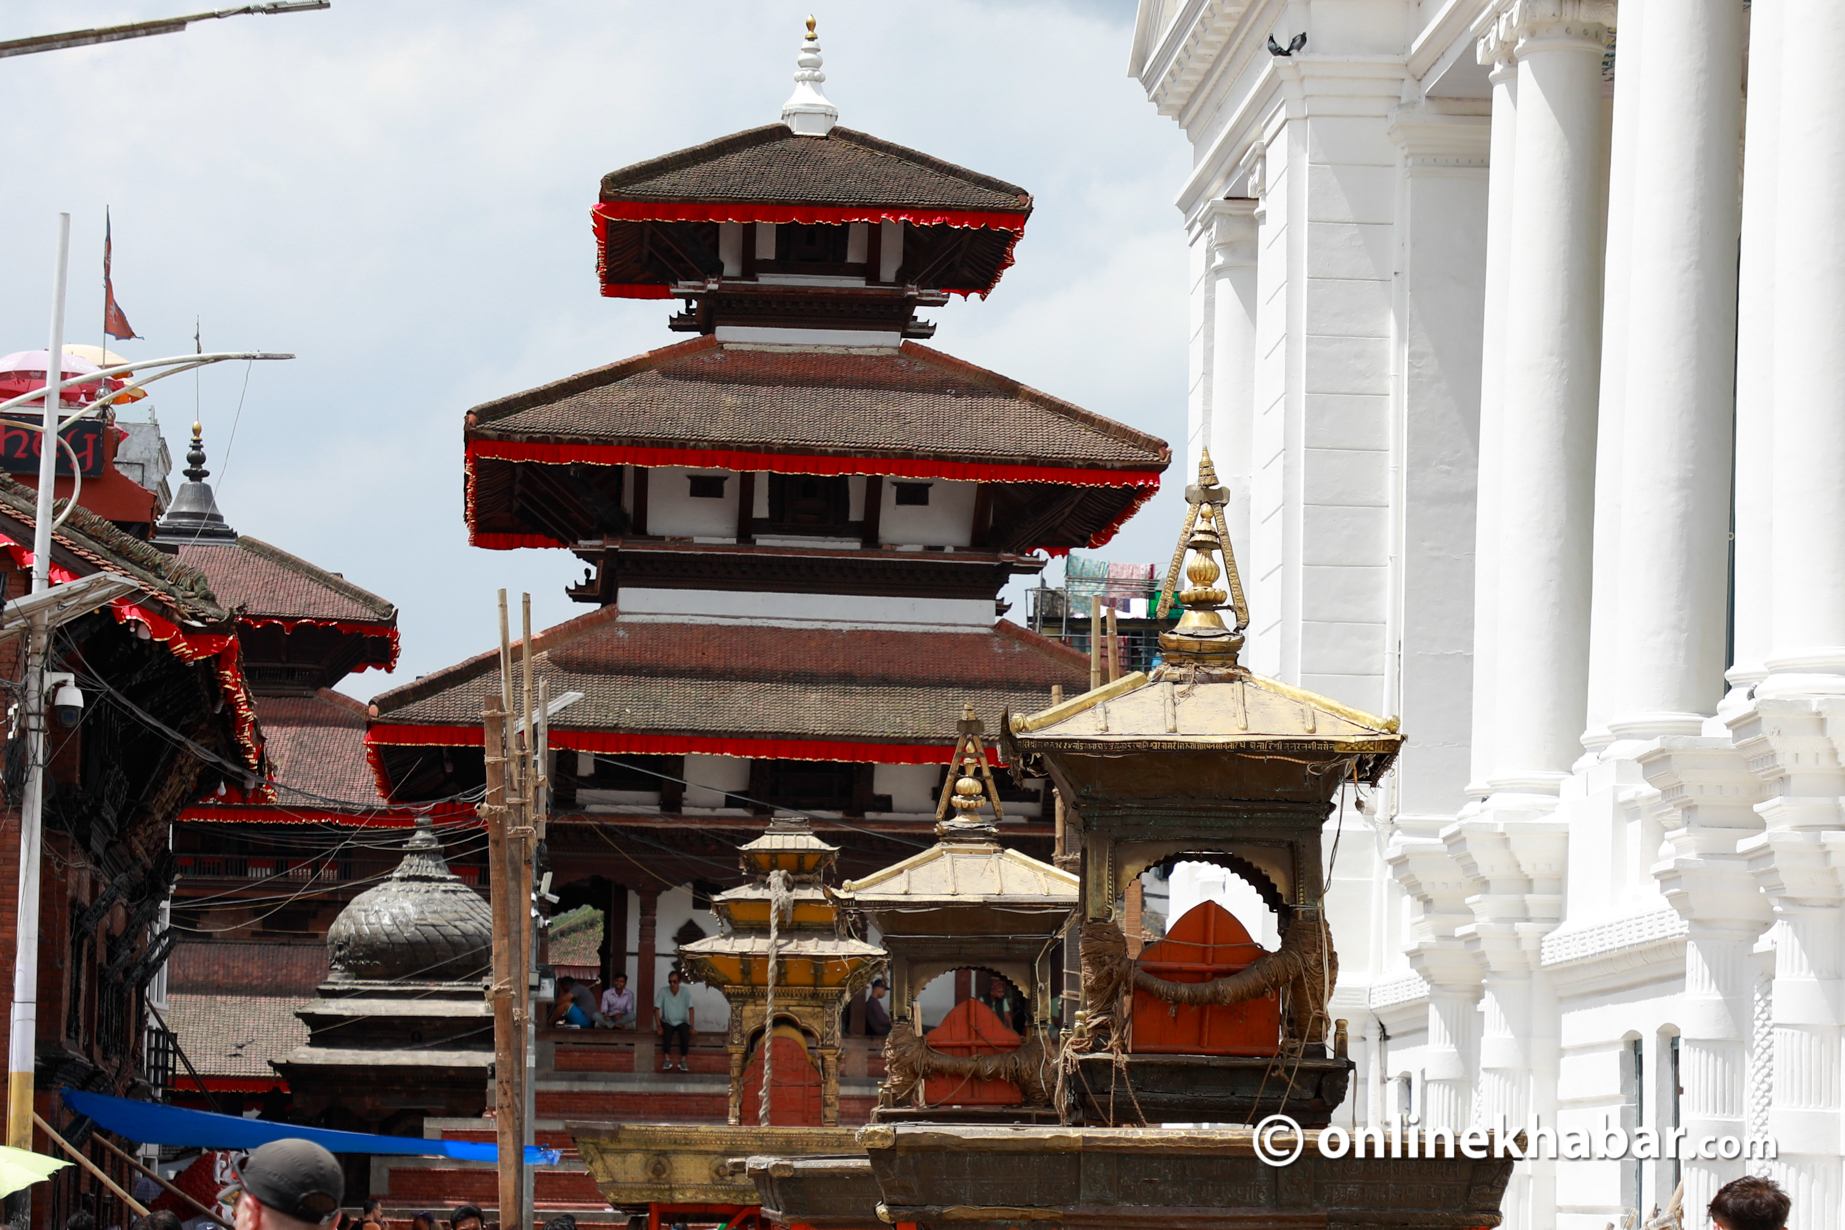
left=4, top=214, right=293, bottom=1152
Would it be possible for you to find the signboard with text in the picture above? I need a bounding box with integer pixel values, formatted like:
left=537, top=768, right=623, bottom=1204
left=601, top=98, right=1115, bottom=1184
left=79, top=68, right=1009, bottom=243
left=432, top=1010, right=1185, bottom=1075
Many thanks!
left=0, top=417, right=108, bottom=478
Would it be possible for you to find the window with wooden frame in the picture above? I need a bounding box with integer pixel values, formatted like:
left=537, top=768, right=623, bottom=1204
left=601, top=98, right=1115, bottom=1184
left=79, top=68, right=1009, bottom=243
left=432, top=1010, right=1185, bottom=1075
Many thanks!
left=764, top=473, right=853, bottom=534
left=892, top=481, right=932, bottom=506
left=686, top=473, right=728, bottom=499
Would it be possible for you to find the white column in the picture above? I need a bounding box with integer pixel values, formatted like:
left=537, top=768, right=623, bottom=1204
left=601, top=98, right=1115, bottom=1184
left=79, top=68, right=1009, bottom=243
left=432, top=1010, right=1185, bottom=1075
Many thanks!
left=1726, top=0, right=1780, bottom=701
left=1601, top=0, right=1746, bottom=737
left=1207, top=200, right=1259, bottom=575
left=1763, top=0, right=1845, bottom=694
left=1644, top=741, right=1772, bottom=1221
left=1467, top=51, right=1518, bottom=799
left=1581, top=0, right=1645, bottom=752
left=1484, top=1, right=1612, bottom=796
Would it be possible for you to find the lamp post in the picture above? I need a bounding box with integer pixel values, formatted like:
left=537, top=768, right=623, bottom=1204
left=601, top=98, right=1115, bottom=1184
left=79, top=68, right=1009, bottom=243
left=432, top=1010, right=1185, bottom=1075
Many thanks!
left=4, top=216, right=293, bottom=1153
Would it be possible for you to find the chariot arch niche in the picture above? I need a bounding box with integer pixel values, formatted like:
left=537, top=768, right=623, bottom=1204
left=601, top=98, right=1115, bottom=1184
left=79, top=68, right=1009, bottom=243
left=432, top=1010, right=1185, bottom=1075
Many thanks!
left=1130, top=850, right=1289, bottom=950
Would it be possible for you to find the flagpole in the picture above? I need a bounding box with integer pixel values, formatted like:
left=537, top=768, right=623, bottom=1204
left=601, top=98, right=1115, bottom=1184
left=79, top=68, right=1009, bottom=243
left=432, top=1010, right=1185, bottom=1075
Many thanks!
left=9, top=212, right=71, bottom=1154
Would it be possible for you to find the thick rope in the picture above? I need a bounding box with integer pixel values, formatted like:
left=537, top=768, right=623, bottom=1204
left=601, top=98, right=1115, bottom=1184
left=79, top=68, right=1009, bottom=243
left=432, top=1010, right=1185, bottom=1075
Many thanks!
left=758, top=868, right=794, bottom=1126
left=1078, top=916, right=1336, bottom=1052
left=881, top=1018, right=1054, bottom=1106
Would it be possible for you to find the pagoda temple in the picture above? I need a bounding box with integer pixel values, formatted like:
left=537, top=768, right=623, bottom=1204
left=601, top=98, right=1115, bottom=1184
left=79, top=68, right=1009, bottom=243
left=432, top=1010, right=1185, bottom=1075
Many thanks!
left=362, top=18, right=1165, bottom=1151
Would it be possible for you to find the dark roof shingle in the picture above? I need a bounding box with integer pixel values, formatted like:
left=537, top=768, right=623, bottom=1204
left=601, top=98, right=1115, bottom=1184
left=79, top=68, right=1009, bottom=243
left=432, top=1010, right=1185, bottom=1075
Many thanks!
left=255, top=691, right=380, bottom=806
left=179, top=537, right=396, bottom=625
left=468, top=338, right=1168, bottom=472
left=372, top=611, right=1090, bottom=748
left=601, top=125, right=1030, bottom=214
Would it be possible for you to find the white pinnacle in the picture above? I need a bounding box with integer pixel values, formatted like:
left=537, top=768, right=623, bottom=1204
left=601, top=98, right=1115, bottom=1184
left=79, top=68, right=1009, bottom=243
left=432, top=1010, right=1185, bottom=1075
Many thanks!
left=781, top=15, right=839, bottom=137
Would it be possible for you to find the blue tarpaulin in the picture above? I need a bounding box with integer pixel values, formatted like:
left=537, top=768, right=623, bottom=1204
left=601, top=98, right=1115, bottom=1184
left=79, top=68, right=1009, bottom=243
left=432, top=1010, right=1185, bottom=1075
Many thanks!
left=61, top=1090, right=558, bottom=1165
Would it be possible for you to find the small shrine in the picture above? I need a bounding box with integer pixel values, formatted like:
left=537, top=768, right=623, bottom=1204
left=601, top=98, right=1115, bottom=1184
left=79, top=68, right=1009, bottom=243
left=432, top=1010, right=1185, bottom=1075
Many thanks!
left=1000, top=451, right=1402, bottom=1126
left=273, top=815, right=494, bottom=1130
left=837, top=706, right=1076, bottom=1121
left=677, top=816, right=883, bottom=1127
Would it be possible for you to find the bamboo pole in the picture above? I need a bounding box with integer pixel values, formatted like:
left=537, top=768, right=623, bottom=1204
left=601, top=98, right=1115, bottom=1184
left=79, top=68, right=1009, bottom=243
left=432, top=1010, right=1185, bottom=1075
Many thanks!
left=482, top=691, right=518, bottom=1227
left=1088, top=602, right=1102, bottom=692
left=1106, top=606, right=1120, bottom=682
left=90, top=1131, right=231, bottom=1230
left=516, top=595, right=537, bottom=1230
left=33, top=1113, right=147, bottom=1218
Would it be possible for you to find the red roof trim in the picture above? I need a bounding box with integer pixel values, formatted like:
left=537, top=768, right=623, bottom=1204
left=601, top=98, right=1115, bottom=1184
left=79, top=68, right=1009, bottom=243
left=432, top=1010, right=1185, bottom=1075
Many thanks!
left=241, top=616, right=402, bottom=673
left=178, top=801, right=475, bottom=828
left=599, top=283, right=676, bottom=300
left=593, top=199, right=1027, bottom=231
left=0, top=533, right=268, bottom=783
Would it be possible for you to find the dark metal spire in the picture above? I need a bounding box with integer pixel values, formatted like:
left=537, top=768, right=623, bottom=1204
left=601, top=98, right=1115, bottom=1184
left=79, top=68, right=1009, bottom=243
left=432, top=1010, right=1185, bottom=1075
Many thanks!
left=152, top=420, right=236, bottom=544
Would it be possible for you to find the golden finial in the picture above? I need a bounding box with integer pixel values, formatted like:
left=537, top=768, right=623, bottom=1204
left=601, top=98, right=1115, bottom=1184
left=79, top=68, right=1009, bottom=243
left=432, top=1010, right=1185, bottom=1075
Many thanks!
left=192, top=420, right=202, bottom=437
left=935, top=702, right=1003, bottom=834
left=1156, top=450, right=1248, bottom=665
left=805, top=14, right=817, bottom=37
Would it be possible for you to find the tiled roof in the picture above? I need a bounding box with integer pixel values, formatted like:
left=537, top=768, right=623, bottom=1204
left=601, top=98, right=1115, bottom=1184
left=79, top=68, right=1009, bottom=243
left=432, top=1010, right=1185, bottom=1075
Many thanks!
left=255, top=691, right=381, bottom=807
left=168, top=941, right=329, bottom=997
left=467, top=339, right=1168, bottom=473
left=0, top=474, right=227, bottom=624
left=371, top=609, right=1091, bottom=748
left=601, top=125, right=1030, bottom=214
left=178, top=536, right=395, bottom=625
left=163, top=992, right=309, bottom=1080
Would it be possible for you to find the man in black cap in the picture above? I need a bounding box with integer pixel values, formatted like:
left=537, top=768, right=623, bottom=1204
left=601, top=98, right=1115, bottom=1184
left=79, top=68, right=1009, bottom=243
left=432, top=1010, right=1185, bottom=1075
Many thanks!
left=231, top=1140, right=344, bottom=1230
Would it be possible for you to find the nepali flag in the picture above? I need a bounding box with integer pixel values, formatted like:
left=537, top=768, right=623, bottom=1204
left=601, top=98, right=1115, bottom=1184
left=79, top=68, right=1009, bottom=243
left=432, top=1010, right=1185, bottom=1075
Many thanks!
left=103, top=208, right=139, bottom=341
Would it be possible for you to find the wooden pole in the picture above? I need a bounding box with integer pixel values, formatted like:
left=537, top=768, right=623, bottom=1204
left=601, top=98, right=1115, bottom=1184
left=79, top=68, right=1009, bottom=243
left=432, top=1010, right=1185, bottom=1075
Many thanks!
left=481, top=691, right=519, bottom=1228
left=517, top=595, right=537, bottom=1230
left=1088, top=601, right=1102, bottom=692
left=1106, top=606, right=1121, bottom=682
left=33, top=1113, right=147, bottom=1218
left=90, top=1131, right=231, bottom=1230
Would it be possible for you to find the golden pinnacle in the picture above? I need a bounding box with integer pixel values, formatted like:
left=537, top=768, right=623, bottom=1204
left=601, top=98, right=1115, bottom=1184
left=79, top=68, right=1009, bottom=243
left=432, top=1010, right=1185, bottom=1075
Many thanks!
left=805, top=14, right=817, bottom=37
left=192, top=420, right=203, bottom=437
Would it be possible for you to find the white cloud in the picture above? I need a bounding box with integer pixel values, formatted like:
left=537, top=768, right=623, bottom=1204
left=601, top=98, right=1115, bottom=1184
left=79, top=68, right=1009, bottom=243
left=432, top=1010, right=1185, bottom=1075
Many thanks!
left=0, top=0, right=1190, bottom=693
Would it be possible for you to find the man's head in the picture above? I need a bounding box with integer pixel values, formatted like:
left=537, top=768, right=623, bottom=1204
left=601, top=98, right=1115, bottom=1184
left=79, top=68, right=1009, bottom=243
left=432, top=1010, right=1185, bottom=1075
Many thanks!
left=667, top=970, right=681, bottom=991
left=410, top=1212, right=437, bottom=1230
left=145, top=1212, right=182, bottom=1230
left=613, top=974, right=627, bottom=989
left=1710, top=1177, right=1789, bottom=1230
left=558, top=976, right=574, bottom=990
left=67, top=1212, right=96, bottom=1230
left=232, top=1139, right=344, bottom=1230
left=450, top=1205, right=486, bottom=1230
left=871, top=978, right=886, bottom=1000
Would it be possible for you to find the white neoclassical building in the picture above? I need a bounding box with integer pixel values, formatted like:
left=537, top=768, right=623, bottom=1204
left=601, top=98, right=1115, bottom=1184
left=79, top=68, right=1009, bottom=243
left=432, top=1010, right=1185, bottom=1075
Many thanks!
left=1128, top=3, right=1843, bottom=1229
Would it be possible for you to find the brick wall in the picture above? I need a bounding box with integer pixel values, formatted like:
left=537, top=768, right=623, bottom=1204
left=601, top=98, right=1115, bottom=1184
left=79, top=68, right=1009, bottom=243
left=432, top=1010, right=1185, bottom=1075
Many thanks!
left=169, top=939, right=329, bottom=994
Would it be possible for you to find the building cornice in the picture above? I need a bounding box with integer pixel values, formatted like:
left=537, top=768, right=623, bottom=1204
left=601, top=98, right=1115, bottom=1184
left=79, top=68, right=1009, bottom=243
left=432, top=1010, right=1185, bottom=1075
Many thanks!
left=1408, top=0, right=1498, bottom=80
left=1475, top=0, right=1617, bottom=70
left=1387, top=101, right=1493, bottom=169
left=1136, top=0, right=1260, bottom=120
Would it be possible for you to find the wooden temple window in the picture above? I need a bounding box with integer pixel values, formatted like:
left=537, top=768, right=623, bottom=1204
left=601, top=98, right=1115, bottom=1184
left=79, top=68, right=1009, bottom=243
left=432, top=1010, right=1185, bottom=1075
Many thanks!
left=747, top=760, right=890, bottom=817
left=686, top=473, right=728, bottom=500
left=764, top=473, right=853, bottom=534
left=757, top=222, right=867, bottom=277
left=893, top=481, right=932, bottom=506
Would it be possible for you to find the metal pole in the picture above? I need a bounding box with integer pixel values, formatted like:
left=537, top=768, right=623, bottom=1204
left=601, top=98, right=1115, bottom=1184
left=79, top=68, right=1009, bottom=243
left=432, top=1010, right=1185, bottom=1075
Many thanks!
left=9, top=213, right=70, bottom=1154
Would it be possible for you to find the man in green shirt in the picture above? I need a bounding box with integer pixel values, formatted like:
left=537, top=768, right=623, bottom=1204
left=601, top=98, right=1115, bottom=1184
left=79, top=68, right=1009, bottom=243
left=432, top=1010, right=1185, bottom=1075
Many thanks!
left=654, top=968, right=696, bottom=1072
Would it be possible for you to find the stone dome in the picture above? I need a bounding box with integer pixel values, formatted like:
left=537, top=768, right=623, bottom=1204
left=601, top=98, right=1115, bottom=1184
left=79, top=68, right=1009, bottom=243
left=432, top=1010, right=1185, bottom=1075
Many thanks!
left=326, top=816, right=492, bottom=982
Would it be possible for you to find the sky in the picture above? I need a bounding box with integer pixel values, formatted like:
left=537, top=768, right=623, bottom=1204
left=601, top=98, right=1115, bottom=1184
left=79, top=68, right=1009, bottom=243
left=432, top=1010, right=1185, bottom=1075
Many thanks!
left=0, top=1, right=1193, bottom=697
